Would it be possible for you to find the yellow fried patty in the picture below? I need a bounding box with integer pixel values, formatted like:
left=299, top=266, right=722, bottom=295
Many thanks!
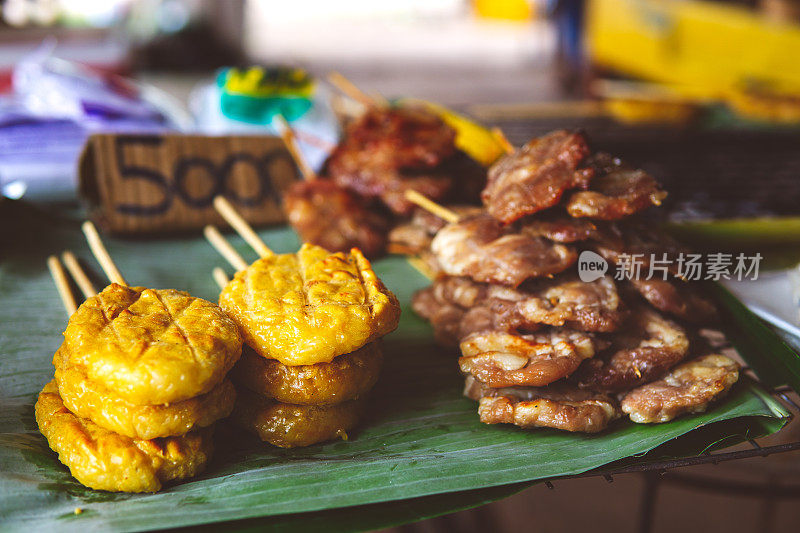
left=35, top=381, right=213, bottom=493
left=55, top=347, right=235, bottom=439
left=231, top=388, right=365, bottom=448
left=219, top=244, right=400, bottom=366
left=62, top=284, right=242, bottom=405
left=231, top=342, right=382, bottom=405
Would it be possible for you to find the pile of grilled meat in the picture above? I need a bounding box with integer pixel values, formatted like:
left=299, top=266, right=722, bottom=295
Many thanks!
left=283, top=105, right=485, bottom=258
left=406, top=130, right=741, bottom=433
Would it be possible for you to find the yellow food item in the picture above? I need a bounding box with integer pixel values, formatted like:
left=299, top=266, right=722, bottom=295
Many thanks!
left=232, top=389, right=364, bottom=448
left=62, top=284, right=242, bottom=405
left=232, top=342, right=382, bottom=405
left=219, top=244, right=400, bottom=365
left=54, top=347, right=235, bottom=439
left=35, top=381, right=213, bottom=493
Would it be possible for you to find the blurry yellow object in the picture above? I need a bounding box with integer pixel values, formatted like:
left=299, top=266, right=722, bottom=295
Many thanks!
left=594, top=80, right=702, bottom=124
left=604, top=98, right=699, bottom=124
left=402, top=98, right=508, bottom=166
left=726, top=88, right=800, bottom=123
left=587, top=0, right=800, bottom=99
left=473, top=0, right=533, bottom=21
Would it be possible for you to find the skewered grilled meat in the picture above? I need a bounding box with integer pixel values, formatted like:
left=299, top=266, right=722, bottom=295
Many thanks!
left=464, top=376, right=620, bottom=433
left=519, top=213, right=600, bottom=243
left=629, top=278, right=718, bottom=324
left=411, top=279, right=529, bottom=345
left=576, top=306, right=690, bottom=393
left=326, top=106, right=463, bottom=215
left=621, top=354, right=739, bottom=423
left=431, top=214, right=577, bottom=287
left=284, top=179, right=391, bottom=257
left=516, top=275, right=625, bottom=332
left=566, top=153, right=667, bottom=220
left=410, top=285, right=466, bottom=346
left=593, top=220, right=688, bottom=276
left=387, top=205, right=483, bottom=255
left=482, top=130, right=594, bottom=224
left=459, top=329, right=603, bottom=387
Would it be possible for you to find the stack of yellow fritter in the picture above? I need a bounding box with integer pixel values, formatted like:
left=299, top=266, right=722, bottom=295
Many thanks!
left=219, top=243, right=401, bottom=447
left=36, top=284, right=243, bottom=492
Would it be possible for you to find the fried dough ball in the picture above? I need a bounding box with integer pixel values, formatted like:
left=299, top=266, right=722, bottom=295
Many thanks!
left=459, top=329, right=602, bottom=388
left=35, top=381, right=213, bottom=493
left=54, top=348, right=235, bottom=439
left=219, top=244, right=400, bottom=366
left=231, top=343, right=382, bottom=405
left=62, top=284, right=242, bottom=405
left=621, top=354, right=739, bottom=423
left=464, top=376, right=620, bottom=433
left=231, top=389, right=365, bottom=448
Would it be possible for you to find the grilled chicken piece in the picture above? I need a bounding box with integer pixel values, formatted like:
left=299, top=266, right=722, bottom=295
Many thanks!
left=284, top=179, right=390, bottom=257
left=459, top=329, right=603, bottom=387
left=566, top=153, right=667, bottom=220
left=482, top=130, right=594, bottom=224
left=431, top=214, right=577, bottom=287
left=629, top=278, right=718, bottom=324
left=576, top=305, right=690, bottom=393
left=621, top=354, right=739, bottom=423
left=464, top=376, right=621, bottom=433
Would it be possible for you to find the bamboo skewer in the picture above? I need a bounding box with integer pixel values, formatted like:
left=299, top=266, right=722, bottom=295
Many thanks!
left=212, top=267, right=230, bottom=291
left=81, top=221, right=127, bottom=286
left=273, top=115, right=316, bottom=181
left=61, top=251, right=97, bottom=298
left=327, top=71, right=388, bottom=108
left=212, top=196, right=273, bottom=258
left=203, top=225, right=249, bottom=271
left=47, top=256, right=77, bottom=316
left=403, top=190, right=461, bottom=224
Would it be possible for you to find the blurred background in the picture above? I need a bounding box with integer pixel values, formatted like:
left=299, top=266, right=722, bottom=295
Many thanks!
left=2, top=1, right=800, bottom=532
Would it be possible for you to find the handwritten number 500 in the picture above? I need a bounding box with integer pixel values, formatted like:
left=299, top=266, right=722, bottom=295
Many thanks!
left=114, top=136, right=288, bottom=216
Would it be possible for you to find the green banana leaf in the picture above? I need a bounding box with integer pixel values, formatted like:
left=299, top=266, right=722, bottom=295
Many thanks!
left=0, top=201, right=792, bottom=531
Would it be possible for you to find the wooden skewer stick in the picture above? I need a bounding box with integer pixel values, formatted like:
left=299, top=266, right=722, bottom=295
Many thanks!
left=326, top=71, right=389, bottom=108
left=273, top=115, right=316, bottom=181
left=212, top=267, right=230, bottom=290
left=61, top=251, right=97, bottom=298
left=212, top=196, right=273, bottom=258
left=491, top=127, right=516, bottom=155
left=204, top=225, right=249, bottom=271
left=403, top=190, right=461, bottom=224
left=81, top=221, right=126, bottom=286
left=47, top=255, right=77, bottom=316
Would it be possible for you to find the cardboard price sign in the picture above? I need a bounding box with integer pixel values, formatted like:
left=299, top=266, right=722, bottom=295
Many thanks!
left=79, top=134, right=300, bottom=233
